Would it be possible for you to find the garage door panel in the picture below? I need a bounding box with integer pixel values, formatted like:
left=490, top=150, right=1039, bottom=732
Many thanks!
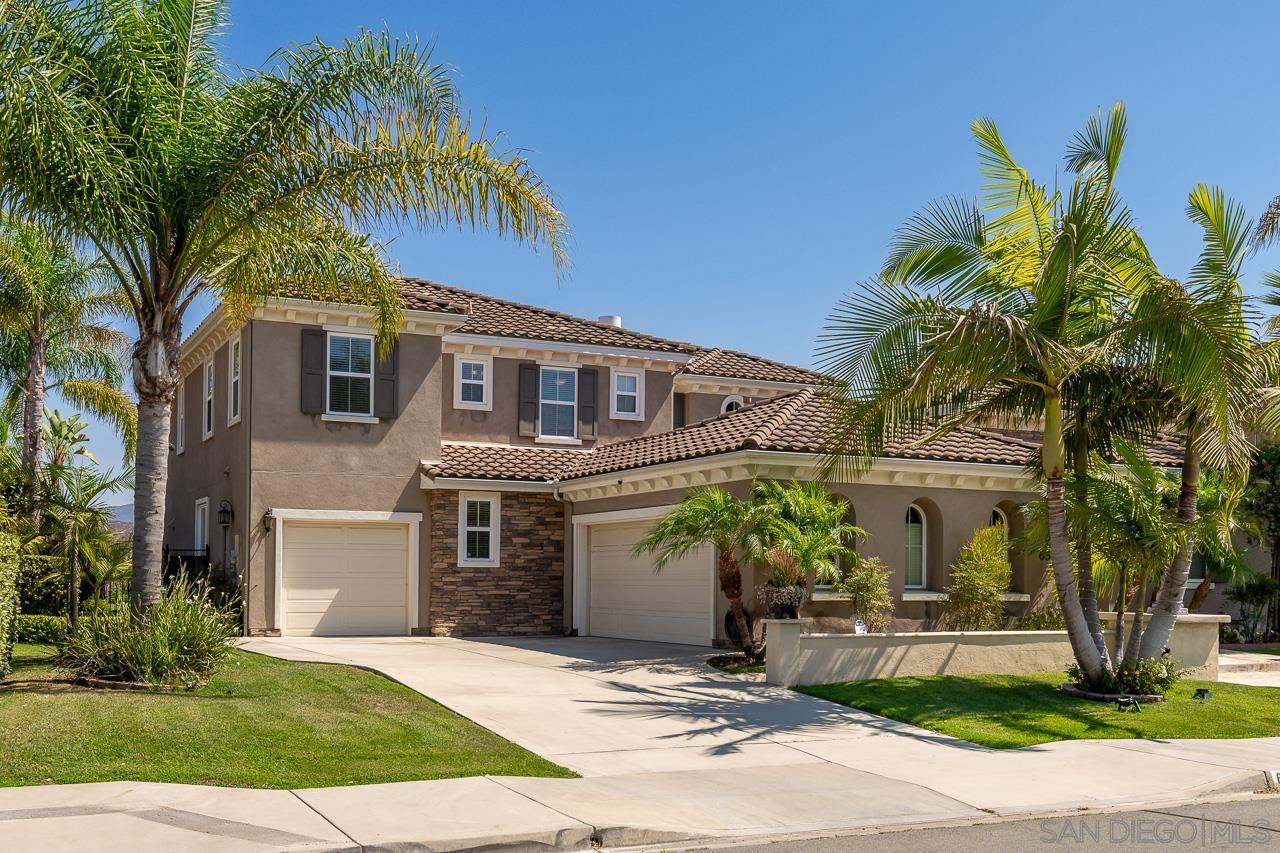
left=282, top=520, right=409, bottom=637
left=588, top=520, right=712, bottom=647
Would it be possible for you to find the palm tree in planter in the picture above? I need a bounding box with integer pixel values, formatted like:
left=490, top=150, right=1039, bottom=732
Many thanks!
left=751, top=480, right=864, bottom=601
left=818, top=104, right=1155, bottom=689
left=0, top=1, right=568, bottom=609
left=634, top=487, right=763, bottom=659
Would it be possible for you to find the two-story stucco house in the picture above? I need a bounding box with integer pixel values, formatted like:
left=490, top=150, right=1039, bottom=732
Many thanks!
left=165, top=278, right=1202, bottom=643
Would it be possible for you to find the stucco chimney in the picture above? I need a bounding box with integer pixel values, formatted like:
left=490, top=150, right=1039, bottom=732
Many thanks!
left=597, top=314, right=623, bottom=328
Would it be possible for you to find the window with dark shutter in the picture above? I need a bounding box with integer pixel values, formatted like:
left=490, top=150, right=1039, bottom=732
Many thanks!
left=578, top=367, right=598, bottom=440
left=374, top=341, right=399, bottom=419
left=300, top=329, right=325, bottom=414
left=518, top=363, right=538, bottom=436
left=674, top=392, right=687, bottom=428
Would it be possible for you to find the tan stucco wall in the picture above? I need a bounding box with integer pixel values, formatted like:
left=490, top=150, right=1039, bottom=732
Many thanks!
left=240, top=319, right=443, bottom=633
left=439, top=353, right=675, bottom=446
left=764, top=620, right=1074, bottom=686
left=1099, top=612, right=1229, bottom=679
left=164, top=326, right=251, bottom=579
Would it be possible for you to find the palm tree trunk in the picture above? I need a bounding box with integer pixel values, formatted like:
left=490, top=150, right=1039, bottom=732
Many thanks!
left=1072, top=431, right=1109, bottom=664
left=1123, top=578, right=1148, bottom=665
left=67, top=549, right=80, bottom=634
left=1187, top=575, right=1212, bottom=612
left=1139, top=429, right=1201, bottom=658
left=1113, top=565, right=1129, bottom=655
left=717, top=550, right=758, bottom=659
left=1044, top=396, right=1107, bottom=687
left=22, top=315, right=46, bottom=509
left=129, top=319, right=181, bottom=611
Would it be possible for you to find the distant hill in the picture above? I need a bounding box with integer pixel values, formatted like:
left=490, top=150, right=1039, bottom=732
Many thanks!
left=107, top=503, right=133, bottom=524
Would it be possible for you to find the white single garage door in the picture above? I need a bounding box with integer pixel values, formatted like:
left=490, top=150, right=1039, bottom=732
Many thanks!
left=281, top=521, right=410, bottom=636
left=588, top=520, right=713, bottom=646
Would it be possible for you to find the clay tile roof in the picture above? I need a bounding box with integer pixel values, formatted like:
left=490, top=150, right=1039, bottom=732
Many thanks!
left=425, top=443, right=584, bottom=483
left=398, top=277, right=700, bottom=354
left=681, top=348, right=823, bottom=385
left=1145, top=433, right=1186, bottom=467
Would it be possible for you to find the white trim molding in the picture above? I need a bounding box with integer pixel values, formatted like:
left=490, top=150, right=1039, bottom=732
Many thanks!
left=570, top=504, right=680, bottom=639
left=201, top=359, right=215, bottom=441
left=453, top=353, right=493, bottom=411
left=609, top=366, right=645, bottom=421
left=226, top=333, right=242, bottom=427
left=270, top=508, right=422, bottom=635
left=443, top=332, right=693, bottom=371
left=457, top=492, right=500, bottom=568
left=422, top=476, right=556, bottom=493
left=720, top=394, right=745, bottom=414
left=674, top=374, right=813, bottom=396
left=556, top=450, right=1037, bottom=503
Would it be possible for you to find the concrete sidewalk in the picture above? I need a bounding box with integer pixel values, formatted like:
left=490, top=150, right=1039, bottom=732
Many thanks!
left=4, top=635, right=1280, bottom=851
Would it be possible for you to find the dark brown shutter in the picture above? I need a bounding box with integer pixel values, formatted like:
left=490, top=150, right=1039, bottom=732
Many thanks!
left=673, top=392, right=687, bottom=428
left=518, top=363, right=538, bottom=436
left=300, top=329, right=325, bottom=414
left=579, top=367, right=598, bottom=440
left=374, top=341, right=399, bottom=419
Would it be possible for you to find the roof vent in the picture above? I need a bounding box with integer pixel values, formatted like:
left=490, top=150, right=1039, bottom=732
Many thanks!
left=597, top=314, right=622, bottom=328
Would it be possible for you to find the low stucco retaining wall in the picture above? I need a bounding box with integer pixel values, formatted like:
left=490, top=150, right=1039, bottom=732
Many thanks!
left=764, top=613, right=1229, bottom=686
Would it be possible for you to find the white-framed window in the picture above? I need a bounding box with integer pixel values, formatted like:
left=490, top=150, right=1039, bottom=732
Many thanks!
left=194, top=497, right=210, bottom=552
left=1188, top=552, right=1207, bottom=588
left=610, top=367, right=644, bottom=420
left=539, top=366, right=577, bottom=439
left=327, top=332, right=374, bottom=417
left=721, top=394, right=745, bottom=414
left=989, top=506, right=1009, bottom=540
left=227, top=335, right=242, bottom=426
left=454, top=354, right=492, bottom=411
left=905, top=504, right=926, bottom=589
left=202, top=360, right=215, bottom=440
left=458, top=492, right=500, bottom=568
left=174, top=381, right=185, bottom=455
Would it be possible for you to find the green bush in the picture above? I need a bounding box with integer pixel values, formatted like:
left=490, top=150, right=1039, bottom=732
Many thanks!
left=944, top=526, right=1012, bottom=631
left=59, top=574, right=238, bottom=689
left=1014, top=605, right=1067, bottom=631
left=0, top=531, right=18, bottom=678
left=1068, top=656, right=1184, bottom=696
left=16, top=613, right=69, bottom=644
left=17, top=555, right=64, bottom=616
left=833, top=556, right=894, bottom=632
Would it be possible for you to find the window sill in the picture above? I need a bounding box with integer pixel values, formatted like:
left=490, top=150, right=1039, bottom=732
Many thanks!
left=227, top=416, right=241, bottom=428
left=610, top=411, right=644, bottom=421
left=1186, top=579, right=1211, bottom=589
left=322, top=413, right=380, bottom=424
left=999, top=592, right=1032, bottom=602
left=536, top=435, right=583, bottom=446
left=901, top=590, right=946, bottom=602
left=458, top=559, right=500, bottom=569
left=454, top=401, right=492, bottom=412
left=202, top=432, right=214, bottom=442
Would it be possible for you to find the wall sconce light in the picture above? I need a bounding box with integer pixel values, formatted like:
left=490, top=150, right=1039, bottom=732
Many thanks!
left=218, top=500, right=234, bottom=529
left=262, top=508, right=275, bottom=533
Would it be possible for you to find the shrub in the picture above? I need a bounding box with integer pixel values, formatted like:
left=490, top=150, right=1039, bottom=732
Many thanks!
left=1220, top=623, right=1244, bottom=645
left=1014, top=606, right=1067, bottom=631
left=944, top=526, right=1012, bottom=631
left=59, top=574, right=238, bottom=689
left=0, top=531, right=17, bottom=678
left=833, top=556, right=894, bottom=632
left=17, top=555, right=64, bottom=616
left=1068, top=656, right=1184, bottom=696
left=1225, top=576, right=1280, bottom=644
left=15, top=613, right=69, bottom=645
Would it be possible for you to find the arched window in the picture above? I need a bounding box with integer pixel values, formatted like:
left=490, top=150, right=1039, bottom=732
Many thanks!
left=721, top=394, right=745, bottom=414
left=990, top=507, right=1009, bottom=539
left=905, top=504, right=926, bottom=589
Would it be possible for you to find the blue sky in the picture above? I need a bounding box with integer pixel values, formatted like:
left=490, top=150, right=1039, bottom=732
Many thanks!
left=74, top=0, right=1280, bottom=473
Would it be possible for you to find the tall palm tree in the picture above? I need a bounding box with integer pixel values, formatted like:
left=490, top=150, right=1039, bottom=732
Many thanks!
left=634, top=487, right=761, bottom=658
left=0, top=1, right=568, bottom=608
left=1123, top=186, right=1263, bottom=657
left=818, top=104, right=1155, bottom=688
left=751, top=480, right=864, bottom=588
left=0, top=216, right=132, bottom=501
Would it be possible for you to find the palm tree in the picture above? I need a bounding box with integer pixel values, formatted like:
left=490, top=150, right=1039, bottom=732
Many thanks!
left=1185, top=471, right=1255, bottom=612
left=634, top=487, right=761, bottom=658
left=0, top=1, right=568, bottom=608
left=751, top=480, right=864, bottom=588
left=1123, top=186, right=1263, bottom=658
left=818, top=104, right=1155, bottom=688
left=0, top=216, right=132, bottom=502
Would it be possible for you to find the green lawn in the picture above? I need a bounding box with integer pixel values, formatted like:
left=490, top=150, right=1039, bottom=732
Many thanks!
left=799, top=673, right=1280, bottom=749
left=0, top=644, right=574, bottom=788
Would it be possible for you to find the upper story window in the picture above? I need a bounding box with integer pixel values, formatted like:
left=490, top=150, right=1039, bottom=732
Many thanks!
left=327, top=332, right=373, bottom=416
left=905, top=504, right=926, bottom=589
left=540, top=366, right=577, bottom=438
left=454, top=354, right=492, bottom=411
left=227, top=336, right=242, bottom=426
left=174, top=380, right=186, bottom=455
left=610, top=367, right=644, bottom=420
left=721, top=394, right=745, bottom=414
left=202, top=360, right=215, bottom=440
left=458, top=492, right=500, bottom=567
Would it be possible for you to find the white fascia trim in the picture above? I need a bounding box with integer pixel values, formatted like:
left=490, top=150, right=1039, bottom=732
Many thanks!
left=271, top=297, right=465, bottom=334
left=441, top=439, right=591, bottom=453
left=444, top=332, right=693, bottom=366
left=457, top=491, right=501, bottom=568
left=570, top=505, right=676, bottom=526
left=609, top=365, right=645, bottom=421
left=453, top=352, right=493, bottom=412
left=674, top=373, right=815, bottom=394
left=425, top=477, right=556, bottom=493
left=271, top=509, right=422, bottom=635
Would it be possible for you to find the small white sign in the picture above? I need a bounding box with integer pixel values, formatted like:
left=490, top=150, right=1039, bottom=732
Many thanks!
left=853, top=619, right=868, bottom=635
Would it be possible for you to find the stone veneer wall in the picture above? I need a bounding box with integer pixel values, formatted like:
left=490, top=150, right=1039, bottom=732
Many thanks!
left=428, top=490, right=564, bottom=636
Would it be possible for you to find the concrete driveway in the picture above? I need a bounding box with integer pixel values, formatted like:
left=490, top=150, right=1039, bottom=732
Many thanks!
left=243, top=636, right=1280, bottom=828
